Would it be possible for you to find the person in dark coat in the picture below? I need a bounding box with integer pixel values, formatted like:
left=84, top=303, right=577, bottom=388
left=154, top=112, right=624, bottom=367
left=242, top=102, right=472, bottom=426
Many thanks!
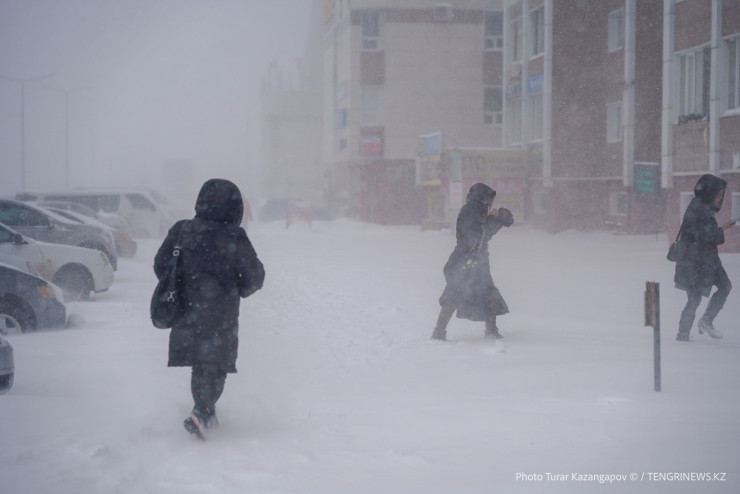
left=154, top=179, right=265, bottom=438
left=674, top=174, right=735, bottom=341
left=432, top=183, right=514, bottom=341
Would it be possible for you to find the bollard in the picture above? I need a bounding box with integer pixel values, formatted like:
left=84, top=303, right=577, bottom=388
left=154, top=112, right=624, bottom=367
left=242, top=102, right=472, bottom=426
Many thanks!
left=644, top=282, right=661, bottom=392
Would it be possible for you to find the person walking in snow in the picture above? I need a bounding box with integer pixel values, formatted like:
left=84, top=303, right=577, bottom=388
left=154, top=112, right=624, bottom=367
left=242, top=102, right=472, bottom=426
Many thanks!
left=674, top=174, right=735, bottom=342
left=154, top=179, right=265, bottom=439
left=432, top=183, right=514, bottom=341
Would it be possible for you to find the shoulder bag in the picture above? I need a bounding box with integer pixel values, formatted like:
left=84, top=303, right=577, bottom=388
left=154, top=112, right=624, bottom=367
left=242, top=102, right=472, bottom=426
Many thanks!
left=150, top=225, right=185, bottom=329
left=666, top=224, right=683, bottom=262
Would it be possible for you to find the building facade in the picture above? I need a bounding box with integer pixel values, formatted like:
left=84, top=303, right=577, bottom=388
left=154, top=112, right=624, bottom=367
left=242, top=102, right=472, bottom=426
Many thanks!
left=260, top=2, right=325, bottom=216
left=322, top=0, right=506, bottom=224
left=503, top=0, right=664, bottom=233
left=663, top=0, right=740, bottom=251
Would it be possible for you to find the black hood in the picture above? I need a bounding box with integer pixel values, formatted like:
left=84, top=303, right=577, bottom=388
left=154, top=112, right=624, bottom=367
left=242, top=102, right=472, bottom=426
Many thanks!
left=466, top=183, right=496, bottom=207
left=694, top=174, right=727, bottom=211
left=194, top=179, right=244, bottom=225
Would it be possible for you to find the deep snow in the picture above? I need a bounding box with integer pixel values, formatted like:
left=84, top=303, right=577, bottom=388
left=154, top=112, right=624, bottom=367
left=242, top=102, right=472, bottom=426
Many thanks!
left=1, top=220, right=739, bottom=494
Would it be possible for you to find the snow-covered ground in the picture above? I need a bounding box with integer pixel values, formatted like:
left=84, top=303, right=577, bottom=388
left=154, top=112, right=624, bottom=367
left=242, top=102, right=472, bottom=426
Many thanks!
left=1, top=219, right=739, bottom=494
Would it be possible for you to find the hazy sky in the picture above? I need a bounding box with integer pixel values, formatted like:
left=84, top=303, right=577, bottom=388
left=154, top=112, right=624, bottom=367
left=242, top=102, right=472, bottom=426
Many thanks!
left=0, top=0, right=313, bottom=203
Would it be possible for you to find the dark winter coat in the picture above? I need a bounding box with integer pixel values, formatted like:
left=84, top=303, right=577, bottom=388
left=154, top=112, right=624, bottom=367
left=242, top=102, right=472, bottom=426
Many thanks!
left=154, top=179, right=265, bottom=372
left=439, top=183, right=513, bottom=321
left=674, top=174, right=727, bottom=298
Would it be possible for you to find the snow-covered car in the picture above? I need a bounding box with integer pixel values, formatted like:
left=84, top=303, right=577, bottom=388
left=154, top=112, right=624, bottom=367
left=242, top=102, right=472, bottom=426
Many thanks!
left=0, top=223, right=114, bottom=301
left=0, top=262, right=67, bottom=334
left=41, top=206, right=137, bottom=259
left=16, top=189, right=174, bottom=238
left=0, top=334, right=13, bottom=393
left=0, top=198, right=118, bottom=270
left=34, top=200, right=131, bottom=237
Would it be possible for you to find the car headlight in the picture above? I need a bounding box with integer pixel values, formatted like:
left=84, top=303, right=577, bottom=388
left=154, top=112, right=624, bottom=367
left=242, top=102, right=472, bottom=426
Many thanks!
left=99, top=251, right=110, bottom=266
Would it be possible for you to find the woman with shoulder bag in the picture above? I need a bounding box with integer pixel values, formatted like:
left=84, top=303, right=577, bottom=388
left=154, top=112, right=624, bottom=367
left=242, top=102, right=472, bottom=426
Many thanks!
left=674, top=174, right=735, bottom=342
left=154, top=179, right=265, bottom=439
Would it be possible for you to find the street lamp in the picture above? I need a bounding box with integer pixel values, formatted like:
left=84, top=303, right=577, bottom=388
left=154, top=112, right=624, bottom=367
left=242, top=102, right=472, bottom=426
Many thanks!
left=0, top=73, right=55, bottom=190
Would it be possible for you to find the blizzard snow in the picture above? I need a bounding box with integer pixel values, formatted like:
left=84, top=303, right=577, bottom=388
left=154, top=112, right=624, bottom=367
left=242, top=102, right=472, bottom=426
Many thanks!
left=1, top=220, right=739, bottom=494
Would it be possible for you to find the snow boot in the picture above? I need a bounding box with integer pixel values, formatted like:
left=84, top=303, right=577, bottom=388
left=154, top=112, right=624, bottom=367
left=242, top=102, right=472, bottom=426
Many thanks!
left=676, top=310, right=695, bottom=342
left=485, top=317, right=503, bottom=339
left=431, top=306, right=454, bottom=341
left=184, top=414, right=207, bottom=441
left=698, top=318, right=723, bottom=339
left=431, top=327, right=447, bottom=341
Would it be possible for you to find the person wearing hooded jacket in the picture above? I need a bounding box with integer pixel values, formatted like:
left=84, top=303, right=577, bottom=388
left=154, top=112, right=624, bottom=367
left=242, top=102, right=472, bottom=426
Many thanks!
left=674, top=174, right=735, bottom=342
left=432, top=183, right=514, bottom=341
left=154, top=179, right=265, bottom=439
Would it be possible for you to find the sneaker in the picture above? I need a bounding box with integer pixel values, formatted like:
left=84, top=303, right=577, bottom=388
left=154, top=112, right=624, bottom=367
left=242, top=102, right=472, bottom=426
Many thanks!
left=676, top=332, right=690, bottom=342
left=698, top=319, right=723, bottom=339
left=431, top=328, right=447, bottom=341
left=184, top=414, right=207, bottom=441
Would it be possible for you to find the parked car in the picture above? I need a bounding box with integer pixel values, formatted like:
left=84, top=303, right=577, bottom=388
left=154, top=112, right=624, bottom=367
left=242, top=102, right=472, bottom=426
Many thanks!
left=0, top=262, right=67, bottom=333
left=0, top=334, right=13, bottom=393
left=0, top=223, right=114, bottom=301
left=35, top=200, right=130, bottom=234
left=41, top=206, right=137, bottom=259
left=16, top=188, right=174, bottom=238
left=0, top=198, right=117, bottom=270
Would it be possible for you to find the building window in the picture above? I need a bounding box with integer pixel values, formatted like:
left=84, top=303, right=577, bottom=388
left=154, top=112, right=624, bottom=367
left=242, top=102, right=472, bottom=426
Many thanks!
left=511, top=18, right=522, bottom=62
left=607, top=101, right=623, bottom=142
left=728, top=38, right=740, bottom=111
left=608, top=9, right=624, bottom=52
left=334, top=108, right=347, bottom=129
left=484, top=86, right=503, bottom=125
left=361, top=86, right=383, bottom=125
left=732, top=192, right=740, bottom=221
left=509, top=102, right=522, bottom=143
left=362, top=10, right=381, bottom=50
left=677, top=47, right=710, bottom=121
left=680, top=192, right=693, bottom=218
left=530, top=6, right=544, bottom=57
left=485, top=11, right=503, bottom=50
left=529, top=93, right=543, bottom=140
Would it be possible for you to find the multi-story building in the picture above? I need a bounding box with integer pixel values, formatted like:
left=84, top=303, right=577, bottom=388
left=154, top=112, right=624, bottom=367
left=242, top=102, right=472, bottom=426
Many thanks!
left=260, top=2, right=325, bottom=215
left=322, top=0, right=506, bottom=224
left=664, top=0, right=740, bottom=251
left=503, top=0, right=664, bottom=233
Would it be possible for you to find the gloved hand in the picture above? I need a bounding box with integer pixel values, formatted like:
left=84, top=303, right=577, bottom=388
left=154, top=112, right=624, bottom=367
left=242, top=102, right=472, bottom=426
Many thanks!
left=498, top=207, right=514, bottom=226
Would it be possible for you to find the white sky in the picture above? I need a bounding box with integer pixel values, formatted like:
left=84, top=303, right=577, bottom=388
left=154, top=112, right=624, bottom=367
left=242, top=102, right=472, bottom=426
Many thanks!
left=0, top=0, right=313, bottom=204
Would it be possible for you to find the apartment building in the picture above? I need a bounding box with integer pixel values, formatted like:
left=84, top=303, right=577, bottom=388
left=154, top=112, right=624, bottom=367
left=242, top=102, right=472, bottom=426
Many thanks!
left=503, top=0, right=664, bottom=233
left=664, top=0, right=740, bottom=251
left=260, top=3, right=325, bottom=214
left=322, top=0, right=505, bottom=224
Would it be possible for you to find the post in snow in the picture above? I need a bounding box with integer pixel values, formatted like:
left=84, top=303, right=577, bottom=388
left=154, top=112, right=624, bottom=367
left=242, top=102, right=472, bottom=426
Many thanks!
left=644, top=281, right=661, bottom=392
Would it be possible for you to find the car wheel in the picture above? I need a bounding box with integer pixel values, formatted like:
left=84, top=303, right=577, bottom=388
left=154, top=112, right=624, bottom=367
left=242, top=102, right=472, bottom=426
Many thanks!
left=53, top=265, right=93, bottom=301
left=0, top=300, right=35, bottom=334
